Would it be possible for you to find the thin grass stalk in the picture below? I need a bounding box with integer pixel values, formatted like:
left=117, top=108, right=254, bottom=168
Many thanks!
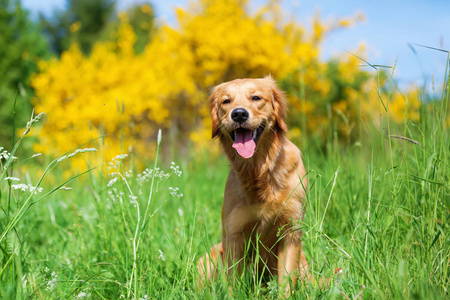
left=320, top=167, right=339, bottom=230
left=141, top=129, right=162, bottom=231
left=365, top=152, right=374, bottom=260
left=299, top=69, right=307, bottom=140
left=121, top=169, right=140, bottom=299
left=385, top=58, right=397, bottom=182
left=376, top=70, right=385, bottom=158
left=127, top=129, right=162, bottom=298
left=0, top=137, right=103, bottom=244
left=437, top=54, right=450, bottom=166
left=7, top=94, right=18, bottom=224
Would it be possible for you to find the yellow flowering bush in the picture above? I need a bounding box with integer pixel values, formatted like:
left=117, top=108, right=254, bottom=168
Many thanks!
left=388, top=86, right=421, bottom=123
left=31, top=0, right=421, bottom=167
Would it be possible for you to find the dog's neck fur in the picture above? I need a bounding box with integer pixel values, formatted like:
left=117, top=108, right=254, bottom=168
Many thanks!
left=219, top=129, right=289, bottom=203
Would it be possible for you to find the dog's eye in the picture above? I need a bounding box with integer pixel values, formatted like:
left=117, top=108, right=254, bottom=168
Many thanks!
left=252, top=96, right=261, bottom=101
left=223, top=99, right=231, bottom=104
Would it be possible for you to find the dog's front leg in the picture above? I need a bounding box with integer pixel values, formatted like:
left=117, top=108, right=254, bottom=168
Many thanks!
left=277, top=233, right=308, bottom=296
left=223, top=234, right=246, bottom=282
left=197, top=242, right=224, bottom=288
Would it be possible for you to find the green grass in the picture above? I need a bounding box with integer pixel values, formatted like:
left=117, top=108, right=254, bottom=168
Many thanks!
left=1, top=77, right=449, bottom=299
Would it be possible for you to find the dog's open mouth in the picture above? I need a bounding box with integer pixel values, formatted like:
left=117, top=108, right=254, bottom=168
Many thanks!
left=229, top=125, right=265, bottom=158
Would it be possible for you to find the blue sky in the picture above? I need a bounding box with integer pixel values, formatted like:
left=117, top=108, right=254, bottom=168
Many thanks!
left=22, top=0, right=450, bottom=91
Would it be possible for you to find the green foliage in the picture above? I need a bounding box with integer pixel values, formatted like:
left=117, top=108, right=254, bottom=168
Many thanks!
left=39, top=0, right=156, bottom=55
left=0, top=0, right=49, bottom=147
left=40, top=0, right=116, bottom=54
left=116, top=3, right=156, bottom=53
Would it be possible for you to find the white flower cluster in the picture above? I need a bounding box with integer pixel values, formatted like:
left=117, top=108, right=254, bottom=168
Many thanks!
left=158, top=250, right=165, bottom=261
left=4, top=177, right=20, bottom=181
left=76, top=290, right=92, bottom=299
left=170, top=162, right=182, bottom=177
left=107, top=188, right=125, bottom=203
left=128, top=194, right=138, bottom=207
left=105, top=154, right=185, bottom=209
left=169, top=187, right=183, bottom=198
left=136, top=167, right=170, bottom=185
left=106, top=154, right=129, bottom=173
left=0, top=147, right=18, bottom=162
left=45, top=271, right=58, bottom=291
left=11, top=183, right=43, bottom=194
left=107, top=177, right=118, bottom=188
left=113, top=154, right=128, bottom=161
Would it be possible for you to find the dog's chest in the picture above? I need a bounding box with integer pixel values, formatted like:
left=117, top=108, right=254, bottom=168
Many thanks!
left=228, top=201, right=289, bottom=234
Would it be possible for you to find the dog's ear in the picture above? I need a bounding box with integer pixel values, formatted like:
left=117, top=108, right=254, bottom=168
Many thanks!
left=266, top=77, right=288, bottom=133
left=209, top=87, right=221, bottom=139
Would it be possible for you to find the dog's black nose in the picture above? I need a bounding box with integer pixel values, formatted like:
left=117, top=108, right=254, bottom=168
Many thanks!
left=231, top=108, right=249, bottom=123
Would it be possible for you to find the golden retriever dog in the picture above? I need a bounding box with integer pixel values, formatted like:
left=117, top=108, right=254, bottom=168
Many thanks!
left=198, top=76, right=308, bottom=294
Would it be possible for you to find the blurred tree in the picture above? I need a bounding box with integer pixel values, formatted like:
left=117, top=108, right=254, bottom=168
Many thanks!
left=127, top=3, right=156, bottom=53
left=40, top=1, right=156, bottom=55
left=40, top=0, right=116, bottom=54
left=104, top=2, right=156, bottom=53
left=0, top=0, right=49, bottom=147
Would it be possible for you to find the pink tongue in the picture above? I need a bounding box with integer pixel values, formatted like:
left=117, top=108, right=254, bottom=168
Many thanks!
left=232, top=129, right=255, bottom=158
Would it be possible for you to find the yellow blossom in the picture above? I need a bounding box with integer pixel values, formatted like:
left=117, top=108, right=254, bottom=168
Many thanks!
left=30, top=0, right=421, bottom=169
left=69, top=21, right=81, bottom=33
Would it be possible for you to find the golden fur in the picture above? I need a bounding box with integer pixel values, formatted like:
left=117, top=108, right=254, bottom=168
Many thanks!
left=198, top=77, right=308, bottom=292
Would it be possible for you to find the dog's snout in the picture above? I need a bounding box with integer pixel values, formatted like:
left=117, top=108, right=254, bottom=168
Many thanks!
left=231, top=108, right=249, bottom=123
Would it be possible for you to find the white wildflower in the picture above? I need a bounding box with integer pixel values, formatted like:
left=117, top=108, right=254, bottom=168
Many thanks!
left=0, top=149, right=18, bottom=161
left=45, top=271, right=58, bottom=291
left=31, top=153, right=42, bottom=158
left=169, top=187, right=183, bottom=198
left=129, top=195, right=138, bottom=207
left=137, top=168, right=152, bottom=184
left=107, top=177, right=118, bottom=187
left=113, top=154, right=128, bottom=160
left=11, top=183, right=43, bottom=194
left=76, top=291, right=91, bottom=299
left=158, top=250, right=165, bottom=261
left=170, top=162, right=182, bottom=177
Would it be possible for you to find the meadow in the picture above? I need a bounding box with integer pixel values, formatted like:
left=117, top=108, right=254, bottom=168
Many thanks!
left=1, top=0, right=449, bottom=299
left=1, top=66, right=449, bottom=299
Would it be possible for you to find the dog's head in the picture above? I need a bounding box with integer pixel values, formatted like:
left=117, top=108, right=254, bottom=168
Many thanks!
left=209, top=76, right=287, bottom=159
